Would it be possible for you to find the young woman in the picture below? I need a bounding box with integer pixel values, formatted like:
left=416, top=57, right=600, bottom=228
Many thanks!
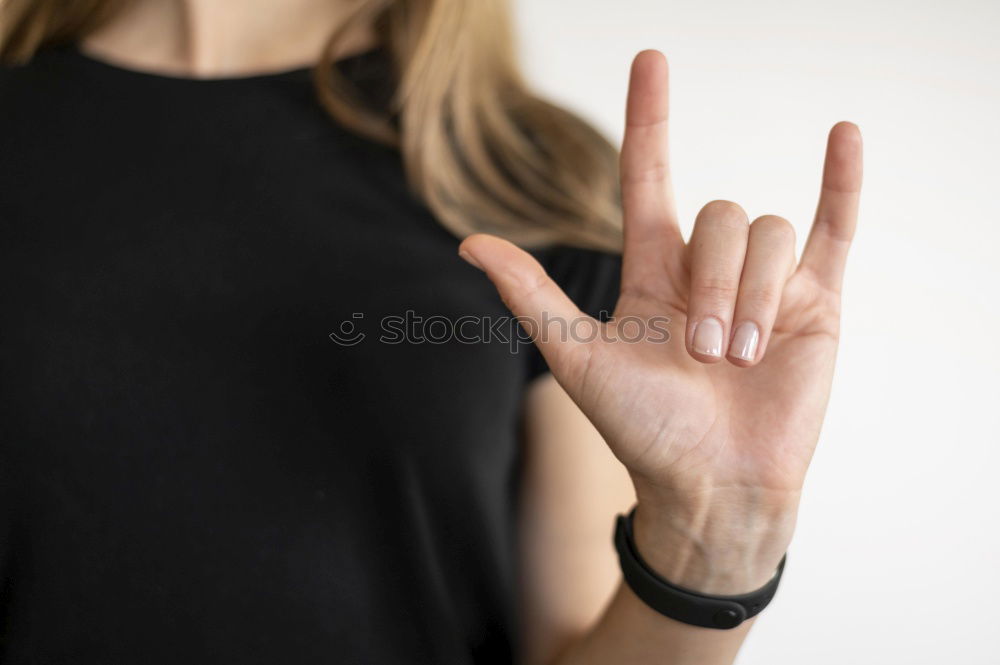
left=0, top=1, right=862, bottom=663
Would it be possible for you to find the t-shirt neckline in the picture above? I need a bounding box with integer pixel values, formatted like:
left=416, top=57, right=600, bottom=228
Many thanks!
left=63, top=43, right=385, bottom=85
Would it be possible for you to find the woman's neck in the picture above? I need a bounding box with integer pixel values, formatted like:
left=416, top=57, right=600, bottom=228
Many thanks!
left=81, top=0, right=375, bottom=79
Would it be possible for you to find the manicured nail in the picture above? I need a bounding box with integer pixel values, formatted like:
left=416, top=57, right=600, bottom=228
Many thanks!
left=458, top=249, right=484, bottom=271
left=730, top=322, right=760, bottom=361
left=692, top=317, right=724, bottom=357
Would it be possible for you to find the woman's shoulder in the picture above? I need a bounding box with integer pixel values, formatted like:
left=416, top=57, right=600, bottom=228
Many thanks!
left=531, top=243, right=622, bottom=319
left=0, top=49, right=74, bottom=116
left=0, top=49, right=92, bottom=206
left=523, top=244, right=622, bottom=381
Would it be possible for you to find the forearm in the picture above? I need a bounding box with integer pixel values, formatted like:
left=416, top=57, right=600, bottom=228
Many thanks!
left=550, top=485, right=798, bottom=665
left=551, top=582, right=752, bottom=665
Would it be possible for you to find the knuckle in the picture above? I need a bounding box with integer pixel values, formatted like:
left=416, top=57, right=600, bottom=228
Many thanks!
left=519, top=270, right=552, bottom=299
left=752, top=215, right=796, bottom=242
left=503, top=268, right=552, bottom=312
left=739, top=284, right=782, bottom=308
left=620, top=160, right=670, bottom=184
left=699, top=200, right=748, bottom=229
left=693, top=277, right=740, bottom=301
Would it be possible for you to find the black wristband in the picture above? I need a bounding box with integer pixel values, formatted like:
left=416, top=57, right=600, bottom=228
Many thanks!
left=614, top=508, right=786, bottom=629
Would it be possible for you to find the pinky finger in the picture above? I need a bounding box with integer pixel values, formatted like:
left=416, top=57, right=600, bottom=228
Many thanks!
left=798, top=121, right=863, bottom=293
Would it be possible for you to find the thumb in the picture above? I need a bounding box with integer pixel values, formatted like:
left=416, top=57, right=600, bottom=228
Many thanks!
left=458, top=234, right=593, bottom=371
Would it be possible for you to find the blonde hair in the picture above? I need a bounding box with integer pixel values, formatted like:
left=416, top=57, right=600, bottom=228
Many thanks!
left=1, top=0, right=622, bottom=251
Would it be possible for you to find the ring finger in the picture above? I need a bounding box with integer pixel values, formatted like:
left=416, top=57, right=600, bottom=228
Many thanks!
left=727, top=215, right=797, bottom=366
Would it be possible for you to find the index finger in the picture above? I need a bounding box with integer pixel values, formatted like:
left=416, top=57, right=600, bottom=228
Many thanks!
left=798, top=121, right=863, bottom=293
left=619, top=50, right=683, bottom=298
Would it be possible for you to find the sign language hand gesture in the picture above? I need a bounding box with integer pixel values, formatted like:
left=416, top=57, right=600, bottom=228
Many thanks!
left=459, top=50, right=862, bottom=594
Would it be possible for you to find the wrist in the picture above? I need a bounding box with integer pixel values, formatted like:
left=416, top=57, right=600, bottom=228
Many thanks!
left=629, top=480, right=799, bottom=595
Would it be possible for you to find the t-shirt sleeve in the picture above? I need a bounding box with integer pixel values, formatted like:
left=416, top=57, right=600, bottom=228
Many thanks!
left=523, top=245, right=622, bottom=382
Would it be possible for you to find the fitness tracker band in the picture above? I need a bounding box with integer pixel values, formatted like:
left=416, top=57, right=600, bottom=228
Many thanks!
left=614, top=508, right=786, bottom=629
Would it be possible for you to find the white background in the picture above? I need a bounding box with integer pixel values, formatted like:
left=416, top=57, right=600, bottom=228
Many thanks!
left=513, top=1, right=1000, bottom=663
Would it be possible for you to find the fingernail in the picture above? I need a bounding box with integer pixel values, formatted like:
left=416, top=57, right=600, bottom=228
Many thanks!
left=458, top=249, right=484, bottom=271
left=730, top=322, right=760, bottom=361
left=692, top=317, right=724, bottom=357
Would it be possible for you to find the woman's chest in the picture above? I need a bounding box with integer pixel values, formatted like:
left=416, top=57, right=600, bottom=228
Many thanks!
left=0, top=139, right=528, bottom=468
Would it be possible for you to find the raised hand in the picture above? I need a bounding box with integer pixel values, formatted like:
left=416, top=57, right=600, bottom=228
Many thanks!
left=458, top=50, right=862, bottom=594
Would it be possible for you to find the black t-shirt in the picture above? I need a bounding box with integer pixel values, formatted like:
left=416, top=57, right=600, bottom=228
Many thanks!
left=0, top=45, right=620, bottom=664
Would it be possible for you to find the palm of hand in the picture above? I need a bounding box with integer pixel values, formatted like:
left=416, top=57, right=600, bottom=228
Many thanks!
left=572, top=272, right=841, bottom=497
